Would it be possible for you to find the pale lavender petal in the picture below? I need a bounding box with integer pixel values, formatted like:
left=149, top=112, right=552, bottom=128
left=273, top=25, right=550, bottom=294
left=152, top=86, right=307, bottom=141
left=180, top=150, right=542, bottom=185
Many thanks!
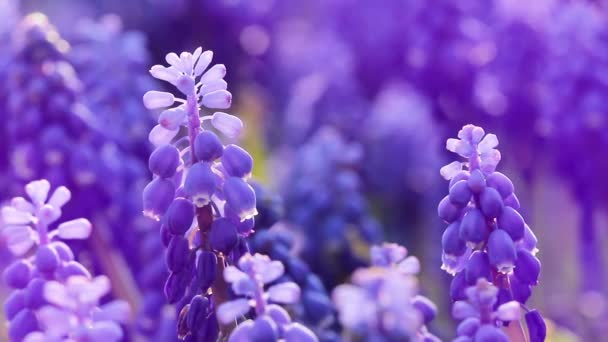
left=194, top=50, right=213, bottom=76
left=2, top=206, right=34, bottom=225
left=200, top=79, right=228, bottom=96
left=217, top=299, right=251, bottom=324
left=440, top=161, right=463, bottom=180
left=452, top=301, right=478, bottom=320
left=267, top=282, right=301, bottom=304
left=224, top=265, right=248, bottom=283
left=38, top=204, right=61, bottom=224
left=200, top=64, right=226, bottom=84
left=180, top=51, right=194, bottom=73
left=158, top=107, right=187, bottom=130
left=81, top=276, right=111, bottom=303
left=48, top=186, right=71, bottom=209
left=258, top=260, right=284, bottom=284
left=44, top=281, right=73, bottom=308
left=37, top=306, right=77, bottom=336
left=496, top=301, right=521, bottom=321
left=143, top=91, right=175, bottom=109
left=10, top=197, right=34, bottom=213
left=480, top=149, right=501, bottom=174
left=202, top=90, right=232, bottom=109
left=471, top=127, right=486, bottom=144
left=232, top=278, right=256, bottom=296
left=211, top=112, right=243, bottom=138
left=82, top=321, right=123, bottom=341
left=192, top=47, right=202, bottom=62
left=148, top=124, right=179, bottom=147
left=165, top=52, right=182, bottom=69
left=3, top=226, right=36, bottom=256
left=150, top=65, right=179, bottom=84
left=23, top=332, right=47, bottom=342
left=478, top=133, right=499, bottom=153
left=25, top=179, right=50, bottom=204
left=57, top=219, right=92, bottom=239
left=398, top=256, right=420, bottom=275
left=94, top=300, right=131, bottom=323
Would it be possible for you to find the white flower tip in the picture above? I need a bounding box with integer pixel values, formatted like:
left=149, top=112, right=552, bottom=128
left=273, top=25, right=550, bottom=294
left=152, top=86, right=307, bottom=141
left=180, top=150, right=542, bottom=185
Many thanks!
left=57, top=218, right=92, bottom=239
left=48, top=186, right=72, bottom=209
left=440, top=161, right=463, bottom=180
left=212, top=112, right=243, bottom=138
left=25, top=179, right=51, bottom=204
left=148, top=124, right=179, bottom=147
left=143, top=91, right=175, bottom=110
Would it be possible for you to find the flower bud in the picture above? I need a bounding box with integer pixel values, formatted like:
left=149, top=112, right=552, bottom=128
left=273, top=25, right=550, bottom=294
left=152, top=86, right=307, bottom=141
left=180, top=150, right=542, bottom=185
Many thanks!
left=166, top=198, right=195, bottom=235
left=194, top=131, right=223, bottom=162
left=210, top=218, right=238, bottom=253
left=143, top=178, right=176, bottom=220
left=460, top=209, right=488, bottom=245
left=166, top=235, right=190, bottom=272
left=222, top=145, right=253, bottom=178
left=184, top=162, right=217, bottom=207
left=149, top=145, right=180, bottom=178
left=442, top=222, right=467, bottom=256
left=223, top=177, right=257, bottom=221
left=449, top=180, right=472, bottom=206
left=212, top=112, right=243, bottom=138
left=196, top=251, right=217, bottom=292
left=487, top=229, right=516, bottom=273
left=479, top=187, right=503, bottom=218
left=465, top=252, right=491, bottom=285
left=438, top=196, right=460, bottom=223
left=3, top=260, right=33, bottom=289
left=497, top=207, right=525, bottom=241
left=486, top=172, right=514, bottom=198
left=467, top=170, right=486, bottom=194
left=35, top=245, right=60, bottom=273
left=514, top=249, right=541, bottom=285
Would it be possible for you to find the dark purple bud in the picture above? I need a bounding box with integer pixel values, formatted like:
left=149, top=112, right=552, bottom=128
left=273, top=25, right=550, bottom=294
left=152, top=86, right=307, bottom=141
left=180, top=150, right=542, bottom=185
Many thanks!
left=479, top=187, right=504, bottom=218
left=209, top=218, right=238, bottom=253
left=496, top=287, right=513, bottom=308
left=456, top=317, right=480, bottom=337
left=443, top=222, right=467, bottom=256
left=283, top=323, right=318, bottom=342
left=449, top=171, right=470, bottom=189
left=266, top=304, right=291, bottom=327
left=165, top=270, right=190, bottom=304
left=4, top=291, right=25, bottom=320
left=8, top=309, right=39, bottom=341
left=35, top=245, right=60, bottom=273
left=149, top=145, right=181, bottom=178
left=487, top=229, right=516, bottom=273
left=504, top=193, right=520, bottom=210
left=449, top=180, right=472, bottom=206
left=3, top=260, right=33, bottom=289
left=450, top=272, right=467, bottom=301
left=467, top=170, right=486, bottom=194
left=160, top=224, right=172, bottom=247
left=166, top=235, right=190, bottom=272
left=438, top=196, right=461, bottom=223
left=184, top=162, right=217, bottom=207
left=251, top=316, right=279, bottom=341
left=166, top=198, right=195, bottom=235
left=196, top=251, right=217, bottom=292
left=525, top=310, right=547, bottom=342
left=486, top=172, right=514, bottom=198
left=194, top=131, right=223, bottom=162
left=460, top=209, right=488, bottom=245
left=24, top=278, right=47, bottom=309
left=223, top=177, right=257, bottom=221
left=497, top=207, right=525, bottom=241
left=412, top=295, right=437, bottom=324
left=221, top=144, right=253, bottom=178
left=236, top=217, right=255, bottom=236
left=57, top=261, right=92, bottom=279
left=143, top=178, right=176, bottom=220
left=514, top=249, right=541, bottom=285
left=187, top=295, right=210, bottom=332
left=49, top=241, right=74, bottom=261
left=302, top=291, right=334, bottom=325
left=474, top=325, right=508, bottom=342
left=465, top=252, right=491, bottom=285
left=510, top=275, right=532, bottom=303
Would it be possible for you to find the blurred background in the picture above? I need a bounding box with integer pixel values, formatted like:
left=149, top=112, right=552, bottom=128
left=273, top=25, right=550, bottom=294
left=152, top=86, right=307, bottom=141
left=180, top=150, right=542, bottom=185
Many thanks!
left=1, top=0, right=607, bottom=340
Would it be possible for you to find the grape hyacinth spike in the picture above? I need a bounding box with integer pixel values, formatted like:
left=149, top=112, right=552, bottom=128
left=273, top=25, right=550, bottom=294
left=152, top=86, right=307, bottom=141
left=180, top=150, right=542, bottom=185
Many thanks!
left=142, top=47, right=260, bottom=340
left=438, top=125, right=546, bottom=342
left=1, top=180, right=129, bottom=342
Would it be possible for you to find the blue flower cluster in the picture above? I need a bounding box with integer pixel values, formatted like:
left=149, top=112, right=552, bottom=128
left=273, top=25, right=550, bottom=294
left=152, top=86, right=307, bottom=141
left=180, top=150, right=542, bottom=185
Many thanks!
left=142, top=48, right=258, bottom=340
left=282, top=128, right=383, bottom=288
left=438, top=124, right=545, bottom=341
left=2, top=180, right=129, bottom=341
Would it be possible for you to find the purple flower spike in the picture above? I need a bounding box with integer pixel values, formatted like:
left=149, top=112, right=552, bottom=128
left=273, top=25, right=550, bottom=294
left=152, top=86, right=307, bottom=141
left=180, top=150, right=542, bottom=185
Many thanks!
left=439, top=125, right=544, bottom=340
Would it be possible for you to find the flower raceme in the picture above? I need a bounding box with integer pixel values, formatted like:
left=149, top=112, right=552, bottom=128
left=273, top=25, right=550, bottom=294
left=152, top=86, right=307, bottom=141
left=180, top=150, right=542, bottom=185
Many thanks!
left=1, top=180, right=129, bottom=341
left=142, top=48, right=259, bottom=341
left=217, top=253, right=318, bottom=342
left=438, top=125, right=546, bottom=342
left=332, top=243, right=439, bottom=341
